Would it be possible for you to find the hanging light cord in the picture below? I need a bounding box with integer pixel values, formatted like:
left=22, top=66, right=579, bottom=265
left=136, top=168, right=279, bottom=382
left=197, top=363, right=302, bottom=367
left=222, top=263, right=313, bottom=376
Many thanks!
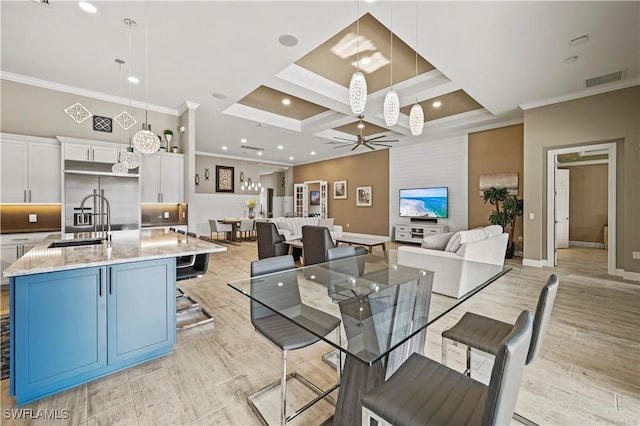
left=415, top=4, right=418, bottom=103
left=127, top=19, right=134, bottom=147
left=144, top=0, right=149, bottom=128
left=356, top=0, right=360, bottom=71
left=389, top=4, right=393, bottom=87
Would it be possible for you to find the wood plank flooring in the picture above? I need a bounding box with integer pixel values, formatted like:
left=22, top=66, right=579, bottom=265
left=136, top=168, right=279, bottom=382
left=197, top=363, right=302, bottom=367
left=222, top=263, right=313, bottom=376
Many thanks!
left=1, top=243, right=638, bottom=425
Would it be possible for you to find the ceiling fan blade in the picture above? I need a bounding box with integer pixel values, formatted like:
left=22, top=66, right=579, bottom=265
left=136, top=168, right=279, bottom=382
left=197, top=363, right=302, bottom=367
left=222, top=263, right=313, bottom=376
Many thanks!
left=350, top=144, right=360, bottom=151
left=370, top=143, right=394, bottom=148
left=363, top=135, right=388, bottom=142
left=326, top=140, right=351, bottom=144
left=371, top=139, right=399, bottom=143
left=333, top=137, right=356, bottom=142
left=333, top=144, right=354, bottom=149
left=363, top=143, right=376, bottom=150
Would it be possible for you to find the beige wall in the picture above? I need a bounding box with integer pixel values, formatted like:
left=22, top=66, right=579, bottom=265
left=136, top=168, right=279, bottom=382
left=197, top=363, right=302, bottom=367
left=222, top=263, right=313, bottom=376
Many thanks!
left=563, top=164, right=608, bottom=244
left=1, top=80, right=181, bottom=144
left=294, top=150, right=389, bottom=235
left=523, top=86, right=639, bottom=272
left=468, top=124, right=524, bottom=244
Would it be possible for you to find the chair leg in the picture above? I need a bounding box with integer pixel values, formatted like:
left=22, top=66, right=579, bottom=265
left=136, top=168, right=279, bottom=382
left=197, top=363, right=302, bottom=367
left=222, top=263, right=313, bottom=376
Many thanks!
left=465, top=345, right=472, bottom=377
left=442, top=336, right=448, bottom=366
left=281, top=350, right=287, bottom=426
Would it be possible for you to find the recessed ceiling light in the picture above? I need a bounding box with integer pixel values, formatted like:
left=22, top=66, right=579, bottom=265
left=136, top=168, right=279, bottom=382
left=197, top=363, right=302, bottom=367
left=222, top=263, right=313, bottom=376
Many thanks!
left=78, top=1, right=97, bottom=14
left=432, top=101, right=442, bottom=108
left=563, top=55, right=578, bottom=64
left=127, top=76, right=139, bottom=84
left=357, top=122, right=365, bottom=129
left=278, top=34, right=298, bottom=47
left=212, top=93, right=228, bottom=99
left=257, top=152, right=262, bottom=156
left=364, top=0, right=376, bottom=3
left=360, top=56, right=372, bottom=65
left=569, top=34, right=589, bottom=47
left=221, top=146, right=228, bottom=150
left=289, top=156, right=294, bottom=161
left=241, top=138, right=247, bottom=143
left=310, top=151, right=316, bottom=156
left=277, top=145, right=284, bottom=150
left=282, top=98, right=291, bottom=106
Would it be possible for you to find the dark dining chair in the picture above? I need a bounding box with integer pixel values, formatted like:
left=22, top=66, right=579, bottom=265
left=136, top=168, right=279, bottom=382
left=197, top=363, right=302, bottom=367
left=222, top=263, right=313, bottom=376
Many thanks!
left=362, top=310, right=534, bottom=426
left=248, top=255, right=341, bottom=425
left=256, top=221, right=289, bottom=259
left=302, top=225, right=367, bottom=269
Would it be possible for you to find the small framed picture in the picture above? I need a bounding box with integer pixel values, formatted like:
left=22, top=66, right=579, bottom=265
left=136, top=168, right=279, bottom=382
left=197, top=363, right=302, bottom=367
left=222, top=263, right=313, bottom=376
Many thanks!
left=356, top=186, right=372, bottom=207
left=310, top=190, right=320, bottom=205
left=333, top=180, right=347, bottom=199
left=216, top=165, right=234, bottom=192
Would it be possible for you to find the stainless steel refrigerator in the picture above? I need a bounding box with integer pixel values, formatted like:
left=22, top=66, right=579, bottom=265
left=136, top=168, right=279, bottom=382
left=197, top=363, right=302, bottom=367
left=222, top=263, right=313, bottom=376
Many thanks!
left=64, top=173, right=140, bottom=233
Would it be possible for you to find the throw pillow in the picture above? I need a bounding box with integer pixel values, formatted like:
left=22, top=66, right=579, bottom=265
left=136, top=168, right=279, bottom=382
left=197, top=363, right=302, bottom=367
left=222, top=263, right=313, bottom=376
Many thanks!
left=444, top=231, right=463, bottom=252
left=482, top=225, right=503, bottom=238
left=421, top=232, right=455, bottom=250
left=444, top=229, right=487, bottom=252
left=318, top=218, right=335, bottom=228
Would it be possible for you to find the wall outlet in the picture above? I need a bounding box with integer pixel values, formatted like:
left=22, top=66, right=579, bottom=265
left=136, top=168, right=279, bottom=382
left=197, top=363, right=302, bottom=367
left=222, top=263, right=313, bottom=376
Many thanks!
left=28, top=214, right=37, bottom=223
left=346, top=223, right=350, bottom=228
left=182, top=212, right=185, bottom=219
left=163, top=212, right=170, bottom=219
left=633, top=251, right=640, bottom=260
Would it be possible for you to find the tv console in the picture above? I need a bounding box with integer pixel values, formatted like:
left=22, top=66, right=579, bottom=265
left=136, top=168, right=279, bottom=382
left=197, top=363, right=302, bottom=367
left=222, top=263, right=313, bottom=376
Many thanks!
left=394, top=223, right=449, bottom=244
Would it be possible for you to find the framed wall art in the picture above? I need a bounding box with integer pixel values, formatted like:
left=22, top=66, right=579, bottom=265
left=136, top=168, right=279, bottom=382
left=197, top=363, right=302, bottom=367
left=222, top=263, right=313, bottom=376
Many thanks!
left=333, top=180, right=347, bottom=199
left=479, top=172, right=518, bottom=196
left=356, top=186, right=372, bottom=207
left=216, top=165, right=234, bottom=192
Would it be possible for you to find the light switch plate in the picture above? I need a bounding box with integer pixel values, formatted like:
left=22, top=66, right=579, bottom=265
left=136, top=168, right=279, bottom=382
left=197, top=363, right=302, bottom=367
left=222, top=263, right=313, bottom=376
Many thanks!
left=163, top=212, right=170, bottom=219
left=528, top=213, right=535, bottom=220
left=29, top=214, right=37, bottom=223
left=633, top=251, right=640, bottom=260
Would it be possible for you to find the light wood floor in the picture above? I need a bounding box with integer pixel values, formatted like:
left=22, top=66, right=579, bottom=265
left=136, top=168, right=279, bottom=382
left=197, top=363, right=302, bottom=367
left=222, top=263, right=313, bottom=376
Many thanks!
left=1, top=243, right=638, bottom=425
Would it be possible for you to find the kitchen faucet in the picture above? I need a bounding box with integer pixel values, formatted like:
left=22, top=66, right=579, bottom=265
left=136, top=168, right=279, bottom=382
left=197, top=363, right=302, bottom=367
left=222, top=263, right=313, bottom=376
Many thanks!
left=80, top=193, right=112, bottom=246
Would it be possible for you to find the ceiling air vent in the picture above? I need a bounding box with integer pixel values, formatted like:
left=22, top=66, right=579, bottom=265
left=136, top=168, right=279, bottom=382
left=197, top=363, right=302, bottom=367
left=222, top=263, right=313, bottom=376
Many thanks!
left=585, top=70, right=625, bottom=88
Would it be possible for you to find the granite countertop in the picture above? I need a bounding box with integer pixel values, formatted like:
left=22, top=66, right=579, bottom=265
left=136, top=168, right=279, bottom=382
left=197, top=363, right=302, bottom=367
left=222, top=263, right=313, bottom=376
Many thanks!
left=3, top=229, right=227, bottom=277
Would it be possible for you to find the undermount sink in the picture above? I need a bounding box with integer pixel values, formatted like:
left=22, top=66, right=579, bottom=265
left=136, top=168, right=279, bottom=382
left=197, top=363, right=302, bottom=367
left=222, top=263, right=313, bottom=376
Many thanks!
left=48, top=238, right=105, bottom=248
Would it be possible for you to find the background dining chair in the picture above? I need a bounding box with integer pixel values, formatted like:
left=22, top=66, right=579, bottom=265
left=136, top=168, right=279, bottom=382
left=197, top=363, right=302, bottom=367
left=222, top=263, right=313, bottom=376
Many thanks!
left=362, top=310, right=533, bottom=426
left=175, top=237, right=214, bottom=330
left=256, top=221, right=289, bottom=259
left=249, top=255, right=341, bottom=425
left=209, top=219, right=232, bottom=242
left=441, top=274, right=559, bottom=376
left=239, top=218, right=255, bottom=241
left=302, top=225, right=368, bottom=268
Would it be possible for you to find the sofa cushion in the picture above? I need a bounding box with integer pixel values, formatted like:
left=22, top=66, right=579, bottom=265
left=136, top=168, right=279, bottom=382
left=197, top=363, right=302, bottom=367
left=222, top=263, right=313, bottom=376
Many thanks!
left=421, top=232, right=455, bottom=250
left=444, top=229, right=487, bottom=253
left=274, top=221, right=291, bottom=233
left=318, top=218, right=334, bottom=228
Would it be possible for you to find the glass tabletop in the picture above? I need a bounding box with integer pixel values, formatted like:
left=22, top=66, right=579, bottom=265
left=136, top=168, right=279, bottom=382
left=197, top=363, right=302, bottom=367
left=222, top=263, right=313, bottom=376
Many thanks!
left=227, top=251, right=509, bottom=365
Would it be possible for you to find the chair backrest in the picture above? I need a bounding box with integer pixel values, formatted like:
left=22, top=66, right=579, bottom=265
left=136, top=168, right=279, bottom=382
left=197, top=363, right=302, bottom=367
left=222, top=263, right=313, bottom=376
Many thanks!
left=177, top=229, right=186, bottom=234
left=256, top=221, right=285, bottom=259
left=187, top=232, right=197, bottom=238
left=527, top=274, right=559, bottom=364
left=327, top=246, right=362, bottom=277
left=240, top=219, right=254, bottom=232
left=302, top=225, right=336, bottom=266
left=482, top=310, right=533, bottom=426
left=250, top=255, right=301, bottom=322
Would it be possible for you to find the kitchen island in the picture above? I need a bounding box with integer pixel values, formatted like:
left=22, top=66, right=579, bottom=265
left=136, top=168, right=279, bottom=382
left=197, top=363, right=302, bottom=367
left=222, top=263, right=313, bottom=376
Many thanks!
left=3, top=229, right=226, bottom=405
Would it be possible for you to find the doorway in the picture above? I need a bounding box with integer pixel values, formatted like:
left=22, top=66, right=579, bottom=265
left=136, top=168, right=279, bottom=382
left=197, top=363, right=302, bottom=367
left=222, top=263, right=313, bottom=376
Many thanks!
left=546, top=142, right=617, bottom=276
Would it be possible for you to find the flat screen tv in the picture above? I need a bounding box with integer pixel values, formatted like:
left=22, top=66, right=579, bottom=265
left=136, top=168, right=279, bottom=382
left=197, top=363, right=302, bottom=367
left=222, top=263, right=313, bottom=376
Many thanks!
left=399, top=187, right=448, bottom=218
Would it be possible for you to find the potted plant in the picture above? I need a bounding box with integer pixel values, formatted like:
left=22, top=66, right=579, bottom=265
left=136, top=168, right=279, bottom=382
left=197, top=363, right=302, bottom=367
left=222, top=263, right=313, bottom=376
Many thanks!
left=163, top=130, right=173, bottom=150
left=483, top=186, right=523, bottom=258
left=245, top=198, right=257, bottom=218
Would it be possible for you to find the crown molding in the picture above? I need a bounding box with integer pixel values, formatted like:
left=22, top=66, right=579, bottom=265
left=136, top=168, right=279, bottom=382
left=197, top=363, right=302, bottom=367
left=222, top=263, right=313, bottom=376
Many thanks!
left=195, top=150, right=294, bottom=168
left=519, top=78, right=640, bottom=110
left=0, top=71, right=182, bottom=116
left=177, top=101, right=200, bottom=115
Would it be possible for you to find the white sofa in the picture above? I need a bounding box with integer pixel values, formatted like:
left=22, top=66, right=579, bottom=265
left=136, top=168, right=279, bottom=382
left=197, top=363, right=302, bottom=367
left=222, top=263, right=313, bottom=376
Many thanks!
left=271, top=217, right=343, bottom=241
left=397, top=225, right=508, bottom=298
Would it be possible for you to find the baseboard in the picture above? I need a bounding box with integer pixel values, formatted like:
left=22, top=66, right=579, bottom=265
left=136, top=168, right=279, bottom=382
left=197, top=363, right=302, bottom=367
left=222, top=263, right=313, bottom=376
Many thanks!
left=569, top=241, right=605, bottom=249
left=522, top=258, right=545, bottom=268
left=342, top=232, right=390, bottom=239
left=622, top=270, right=640, bottom=282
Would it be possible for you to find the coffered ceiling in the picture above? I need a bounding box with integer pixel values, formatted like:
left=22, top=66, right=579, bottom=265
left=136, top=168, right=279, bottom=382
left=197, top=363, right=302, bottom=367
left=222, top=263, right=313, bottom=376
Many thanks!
left=1, top=1, right=638, bottom=166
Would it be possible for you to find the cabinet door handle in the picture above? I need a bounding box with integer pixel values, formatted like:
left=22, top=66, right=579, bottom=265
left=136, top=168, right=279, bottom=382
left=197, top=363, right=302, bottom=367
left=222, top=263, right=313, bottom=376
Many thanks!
left=23, top=189, right=27, bottom=203
left=16, top=246, right=20, bottom=257
left=99, top=272, right=103, bottom=297
left=28, top=189, right=32, bottom=202
left=109, top=268, right=114, bottom=294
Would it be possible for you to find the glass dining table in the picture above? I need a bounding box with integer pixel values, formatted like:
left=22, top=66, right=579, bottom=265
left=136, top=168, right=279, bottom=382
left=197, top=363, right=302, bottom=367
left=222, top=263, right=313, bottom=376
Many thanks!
left=228, top=251, right=509, bottom=425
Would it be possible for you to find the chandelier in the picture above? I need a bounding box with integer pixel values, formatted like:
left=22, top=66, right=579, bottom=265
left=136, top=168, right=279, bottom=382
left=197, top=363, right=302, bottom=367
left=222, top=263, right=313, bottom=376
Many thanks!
left=409, top=7, right=424, bottom=136
left=240, top=147, right=264, bottom=193
left=349, top=1, right=367, bottom=115
left=132, top=2, right=160, bottom=154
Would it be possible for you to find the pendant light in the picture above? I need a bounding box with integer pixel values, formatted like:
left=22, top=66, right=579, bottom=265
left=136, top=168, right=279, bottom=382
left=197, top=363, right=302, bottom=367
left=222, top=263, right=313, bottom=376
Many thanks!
left=409, top=6, right=424, bottom=136
left=111, top=58, right=129, bottom=175
left=349, top=0, right=367, bottom=115
left=120, top=18, right=141, bottom=169
left=383, top=3, right=399, bottom=126
left=132, top=2, right=160, bottom=154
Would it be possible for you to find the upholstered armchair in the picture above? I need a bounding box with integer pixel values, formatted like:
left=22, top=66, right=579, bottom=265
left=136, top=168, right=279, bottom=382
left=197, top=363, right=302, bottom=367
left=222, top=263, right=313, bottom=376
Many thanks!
left=256, top=221, right=289, bottom=259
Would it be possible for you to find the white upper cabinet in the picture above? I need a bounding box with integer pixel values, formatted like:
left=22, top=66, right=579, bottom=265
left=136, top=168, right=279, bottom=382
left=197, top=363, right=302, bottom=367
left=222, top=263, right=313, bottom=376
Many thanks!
left=63, top=141, right=119, bottom=163
left=140, top=152, right=184, bottom=203
left=1, top=134, right=61, bottom=203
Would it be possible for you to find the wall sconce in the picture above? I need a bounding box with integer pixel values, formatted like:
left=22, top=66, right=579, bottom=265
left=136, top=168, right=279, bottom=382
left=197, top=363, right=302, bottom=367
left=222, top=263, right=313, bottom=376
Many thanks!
left=204, top=168, right=210, bottom=180
left=195, top=173, right=200, bottom=185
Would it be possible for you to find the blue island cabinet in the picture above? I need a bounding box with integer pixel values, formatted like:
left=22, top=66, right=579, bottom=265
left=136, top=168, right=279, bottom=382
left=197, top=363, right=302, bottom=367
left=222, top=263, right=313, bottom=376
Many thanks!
left=10, top=258, right=176, bottom=405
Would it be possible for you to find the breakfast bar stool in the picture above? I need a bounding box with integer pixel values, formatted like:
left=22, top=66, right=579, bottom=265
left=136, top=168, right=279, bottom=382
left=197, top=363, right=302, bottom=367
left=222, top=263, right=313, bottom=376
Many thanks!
left=362, top=310, right=533, bottom=426
left=249, top=255, right=341, bottom=425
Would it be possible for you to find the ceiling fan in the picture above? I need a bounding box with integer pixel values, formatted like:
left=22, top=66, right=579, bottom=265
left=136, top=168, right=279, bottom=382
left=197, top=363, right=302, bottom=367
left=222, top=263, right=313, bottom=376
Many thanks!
left=327, top=115, right=399, bottom=151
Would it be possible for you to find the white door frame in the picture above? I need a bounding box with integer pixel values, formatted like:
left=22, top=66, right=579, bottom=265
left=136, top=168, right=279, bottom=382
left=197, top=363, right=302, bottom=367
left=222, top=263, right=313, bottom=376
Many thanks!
left=546, top=142, right=617, bottom=275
